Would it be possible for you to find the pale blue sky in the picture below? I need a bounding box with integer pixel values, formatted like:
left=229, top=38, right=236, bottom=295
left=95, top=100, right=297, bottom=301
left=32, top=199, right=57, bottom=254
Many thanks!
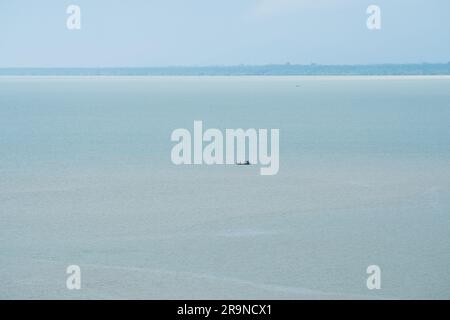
left=0, top=0, right=449, bottom=67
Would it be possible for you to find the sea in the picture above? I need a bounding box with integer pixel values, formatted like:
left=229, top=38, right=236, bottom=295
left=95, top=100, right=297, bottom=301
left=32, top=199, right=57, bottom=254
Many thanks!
left=1, top=75, right=449, bottom=299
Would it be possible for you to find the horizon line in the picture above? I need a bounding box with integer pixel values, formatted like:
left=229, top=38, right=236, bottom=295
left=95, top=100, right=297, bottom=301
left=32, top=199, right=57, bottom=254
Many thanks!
left=1, top=62, right=450, bottom=69
left=1, top=63, right=449, bottom=76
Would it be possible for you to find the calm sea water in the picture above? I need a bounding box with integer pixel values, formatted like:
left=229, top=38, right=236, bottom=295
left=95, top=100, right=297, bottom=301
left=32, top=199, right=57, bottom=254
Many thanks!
left=1, top=76, right=450, bottom=299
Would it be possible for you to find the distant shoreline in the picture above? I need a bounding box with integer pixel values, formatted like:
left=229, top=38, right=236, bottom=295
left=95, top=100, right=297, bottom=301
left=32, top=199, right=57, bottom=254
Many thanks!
left=0, top=63, right=449, bottom=76
left=2, top=75, right=450, bottom=81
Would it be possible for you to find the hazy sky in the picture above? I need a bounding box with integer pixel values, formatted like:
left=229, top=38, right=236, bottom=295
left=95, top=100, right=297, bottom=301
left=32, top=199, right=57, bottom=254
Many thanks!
left=0, top=0, right=449, bottom=67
